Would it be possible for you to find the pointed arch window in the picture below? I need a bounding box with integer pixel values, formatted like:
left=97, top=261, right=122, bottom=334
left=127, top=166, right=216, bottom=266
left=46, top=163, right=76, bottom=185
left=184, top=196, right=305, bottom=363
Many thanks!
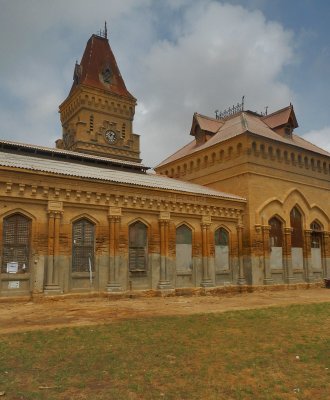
left=310, top=221, right=322, bottom=269
left=72, top=219, right=95, bottom=273
left=269, top=217, right=283, bottom=269
left=2, top=214, right=31, bottom=273
left=176, top=225, right=192, bottom=272
left=290, top=207, right=303, bottom=268
left=129, top=221, right=148, bottom=273
left=290, top=207, right=303, bottom=248
left=214, top=228, right=229, bottom=271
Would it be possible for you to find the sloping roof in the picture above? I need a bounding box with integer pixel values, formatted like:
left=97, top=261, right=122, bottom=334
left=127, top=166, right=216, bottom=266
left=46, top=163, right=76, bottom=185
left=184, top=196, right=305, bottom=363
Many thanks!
left=157, top=110, right=330, bottom=167
left=192, top=113, right=224, bottom=134
left=0, top=139, right=146, bottom=171
left=69, top=34, right=135, bottom=100
left=262, top=105, right=298, bottom=129
left=0, top=151, right=245, bottom=201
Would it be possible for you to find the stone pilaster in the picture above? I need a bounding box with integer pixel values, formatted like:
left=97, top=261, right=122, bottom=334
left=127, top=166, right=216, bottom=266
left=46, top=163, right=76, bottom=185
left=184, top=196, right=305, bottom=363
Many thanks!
left=158, top=212, right=172, bottom=289
left=200, top=215, right=213, bottom=287
left=304, top=229, right=314, bottom=282
left=44, top=201, right=63, bottom=294
left=262, top=225, right=273, bottom=285
left=283, top=227, right=294, bottom=283
left=106, top=207, right=122, bottom=292
left=237, top=224, right=246, bottom=285
left=322, top=231, right=330, bottom=278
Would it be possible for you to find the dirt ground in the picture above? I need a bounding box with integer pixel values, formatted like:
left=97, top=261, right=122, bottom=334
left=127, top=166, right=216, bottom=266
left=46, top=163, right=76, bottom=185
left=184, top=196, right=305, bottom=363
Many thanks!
left=0, top=288, right=329, bottom=334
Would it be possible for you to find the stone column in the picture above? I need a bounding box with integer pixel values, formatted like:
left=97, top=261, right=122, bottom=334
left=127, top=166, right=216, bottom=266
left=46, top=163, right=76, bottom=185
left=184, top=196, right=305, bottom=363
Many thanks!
left=53, top=212, right=62, bottom=286
left=304, top=229, right=314, bottom=282
left=237, top=224, right=246, bottom=285
left=107, top=207, right=122, bottom=292
left=200, top=217, right=213, bottom=287
left=158, top=212, right=172, bottom=289
left=44, top=201, right=63, bottom=294
left=45, top=211, right=55, bottom=287
left=262, top=225, right=273, bottom=285
left=322, top=231, right=330, bottom=278
left=283, top=227, right=294, bottom=283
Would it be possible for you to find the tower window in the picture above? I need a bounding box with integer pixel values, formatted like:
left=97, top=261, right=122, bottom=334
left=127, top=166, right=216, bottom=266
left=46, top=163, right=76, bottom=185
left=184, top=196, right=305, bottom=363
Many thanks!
left=89, top=115, right=94, bottom=132
left=122, top=123, right=126, bottom=139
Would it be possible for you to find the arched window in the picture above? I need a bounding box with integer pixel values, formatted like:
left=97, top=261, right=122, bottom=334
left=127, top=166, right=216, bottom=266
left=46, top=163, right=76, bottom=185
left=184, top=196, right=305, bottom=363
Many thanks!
left=269, top=217, right=283, bottom=269
left=129, top=221, right=148, bottom=273
left=2, top=213, right=31, bottom=273
left=214, top=228, right=229, bottom=271
left=290, top=207, right=303, bottom=268
left=72, top=219, right=95, bottom=273
left=176, top=225, right=192, bottom=272
left=310, top=221, right=322, bottom=269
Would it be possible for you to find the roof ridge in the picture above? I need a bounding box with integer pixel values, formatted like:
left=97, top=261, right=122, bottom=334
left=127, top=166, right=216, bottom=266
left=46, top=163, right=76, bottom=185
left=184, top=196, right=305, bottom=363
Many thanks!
left=0, top=139, right=147, bottom=168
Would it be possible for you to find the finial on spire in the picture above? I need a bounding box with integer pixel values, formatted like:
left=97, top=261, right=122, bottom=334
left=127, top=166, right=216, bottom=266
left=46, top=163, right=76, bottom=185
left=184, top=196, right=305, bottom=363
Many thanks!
left=104, top=21, right=108, bottom=39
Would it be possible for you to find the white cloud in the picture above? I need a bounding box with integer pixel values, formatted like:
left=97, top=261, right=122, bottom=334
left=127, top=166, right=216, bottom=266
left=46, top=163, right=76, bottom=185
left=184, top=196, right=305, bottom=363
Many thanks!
left=134, top=1, right=295, bottom=165
left=303, top=127, right=330, bottom=153
left=0, top=0, right=298, bottom=167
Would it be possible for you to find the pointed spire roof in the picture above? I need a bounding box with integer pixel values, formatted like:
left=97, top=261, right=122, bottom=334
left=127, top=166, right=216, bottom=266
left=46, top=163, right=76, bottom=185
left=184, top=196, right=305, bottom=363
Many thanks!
left=70, top=33, right=135, bottom=100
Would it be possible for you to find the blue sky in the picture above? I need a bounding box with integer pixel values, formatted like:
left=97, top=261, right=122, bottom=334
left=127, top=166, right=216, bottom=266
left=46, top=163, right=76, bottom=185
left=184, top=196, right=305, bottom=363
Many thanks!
left=0, top=0, right=329, bottom=166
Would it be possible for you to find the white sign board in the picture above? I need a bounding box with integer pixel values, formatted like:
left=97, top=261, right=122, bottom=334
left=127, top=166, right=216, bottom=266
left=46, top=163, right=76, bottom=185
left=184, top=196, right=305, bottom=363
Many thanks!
left=6, top=262, right=18, bottom=274
left=8, top=281, right=20, bottom=289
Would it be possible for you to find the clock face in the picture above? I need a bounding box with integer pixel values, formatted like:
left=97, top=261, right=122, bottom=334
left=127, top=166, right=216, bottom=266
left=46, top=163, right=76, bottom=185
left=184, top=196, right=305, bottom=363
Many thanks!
left=105, top=130, right=117, bottom=144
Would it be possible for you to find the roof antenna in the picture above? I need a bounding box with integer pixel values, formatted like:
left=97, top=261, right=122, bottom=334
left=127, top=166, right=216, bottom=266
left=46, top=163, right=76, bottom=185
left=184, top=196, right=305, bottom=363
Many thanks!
left=104, top=21, right=108, bottom=39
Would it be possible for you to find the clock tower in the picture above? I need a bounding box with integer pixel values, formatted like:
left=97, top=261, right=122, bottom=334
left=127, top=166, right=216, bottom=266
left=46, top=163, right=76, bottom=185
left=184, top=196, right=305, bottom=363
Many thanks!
left=56, top=27, right=141, bottom=162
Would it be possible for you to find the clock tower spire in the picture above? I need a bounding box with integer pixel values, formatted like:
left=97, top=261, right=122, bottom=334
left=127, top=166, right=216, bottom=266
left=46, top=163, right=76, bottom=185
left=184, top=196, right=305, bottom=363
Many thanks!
left=56, top=29, right=141, bottom=162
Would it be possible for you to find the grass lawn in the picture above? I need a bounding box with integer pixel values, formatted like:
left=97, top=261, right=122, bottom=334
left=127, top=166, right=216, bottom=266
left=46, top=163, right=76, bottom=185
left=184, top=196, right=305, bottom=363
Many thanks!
left=0, top=302, right=329, bottom=400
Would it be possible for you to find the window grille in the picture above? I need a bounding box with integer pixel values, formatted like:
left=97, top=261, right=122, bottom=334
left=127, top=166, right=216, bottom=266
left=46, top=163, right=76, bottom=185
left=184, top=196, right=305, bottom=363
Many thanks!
left=72, top=219, right=95, bottom=272
left=290, top=207, right=303, bottom=247
left=310, top=221, right=322, bottom=231
left=310, top=221, right=322, bottom=249
left=129, top=222, right=147, bottom=272
left=269, top=217, right=283, bottom=247
left=2, top=214, right=31, bottom=272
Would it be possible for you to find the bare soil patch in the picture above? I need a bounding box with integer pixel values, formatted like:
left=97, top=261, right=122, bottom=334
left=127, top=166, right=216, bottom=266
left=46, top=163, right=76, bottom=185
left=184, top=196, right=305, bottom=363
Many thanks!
left=0, top=287, right=329, bottom=334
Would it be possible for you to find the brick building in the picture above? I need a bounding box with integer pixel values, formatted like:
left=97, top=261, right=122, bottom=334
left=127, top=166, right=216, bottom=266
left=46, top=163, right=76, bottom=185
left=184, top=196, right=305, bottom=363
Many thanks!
left=0, top=31, right=329, bottom=297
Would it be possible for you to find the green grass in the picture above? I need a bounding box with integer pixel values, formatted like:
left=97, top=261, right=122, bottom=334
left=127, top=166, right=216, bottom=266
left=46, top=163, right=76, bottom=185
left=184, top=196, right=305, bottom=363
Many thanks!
left=0, top=302, right=329, bottom=399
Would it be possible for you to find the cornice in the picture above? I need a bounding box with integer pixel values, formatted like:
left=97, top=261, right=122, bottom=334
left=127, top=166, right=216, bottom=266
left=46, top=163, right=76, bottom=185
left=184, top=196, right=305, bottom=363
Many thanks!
left=0, top=180, right=244, bottom=220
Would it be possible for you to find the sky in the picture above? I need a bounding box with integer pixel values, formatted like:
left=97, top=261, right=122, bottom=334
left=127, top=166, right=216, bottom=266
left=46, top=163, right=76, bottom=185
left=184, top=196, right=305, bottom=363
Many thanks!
left=0, top=0, right=330, bottom=167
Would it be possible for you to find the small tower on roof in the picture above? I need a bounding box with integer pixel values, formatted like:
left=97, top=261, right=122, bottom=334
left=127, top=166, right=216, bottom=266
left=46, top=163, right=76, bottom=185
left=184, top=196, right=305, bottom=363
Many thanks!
left=56, top=26, right=141, bottom=163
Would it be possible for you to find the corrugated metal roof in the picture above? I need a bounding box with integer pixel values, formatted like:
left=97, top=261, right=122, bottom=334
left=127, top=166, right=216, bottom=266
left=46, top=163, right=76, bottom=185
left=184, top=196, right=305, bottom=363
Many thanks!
left=0, top=139, right=146, bottom=169
left=0, top=151, right=245, bottom=201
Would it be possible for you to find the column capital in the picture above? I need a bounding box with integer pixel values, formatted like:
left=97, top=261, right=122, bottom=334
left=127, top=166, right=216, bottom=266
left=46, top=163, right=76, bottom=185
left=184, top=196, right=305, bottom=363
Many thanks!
left=304, top=229, right=312, bottom=235
left=284, top=227, right=293, bottom=234
left=201, top=215, right=212, bottom=226
left=47, top=200, right=63, bottom=213
left=255, top=224, right=262, bottom=234
left=108, top=206, right=122, bottom=219
left=261, top=225, right=271, bottom=233
left=159, top=211, right=171, bottom=221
